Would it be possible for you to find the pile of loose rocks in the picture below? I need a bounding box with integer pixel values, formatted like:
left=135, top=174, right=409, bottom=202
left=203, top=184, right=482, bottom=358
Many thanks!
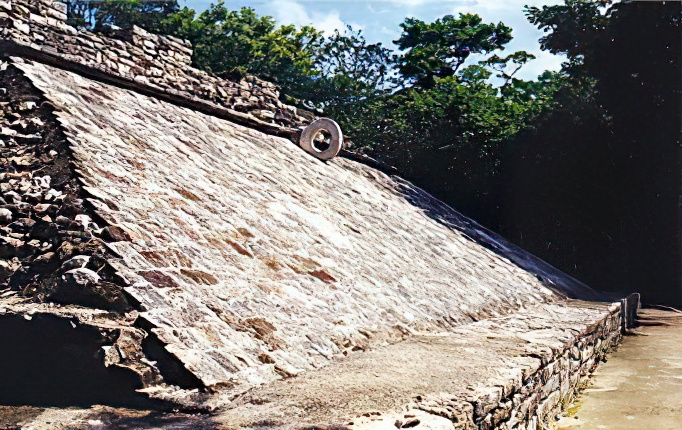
left=0, top=61, right=130, bottom=312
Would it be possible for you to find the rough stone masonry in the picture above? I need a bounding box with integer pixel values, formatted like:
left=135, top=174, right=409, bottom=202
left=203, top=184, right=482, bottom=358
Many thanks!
left=0, top=0, right=312, bottom=136
left=0, top=1, right=638, bottom=429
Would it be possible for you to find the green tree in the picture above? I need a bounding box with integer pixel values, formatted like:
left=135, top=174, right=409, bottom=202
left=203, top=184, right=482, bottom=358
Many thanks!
left=162, top=2, right=324, bottom=101
left=483, top=51, right=536, bottom=85
left=65, top=0, right=179, bottom=32
left=64, top=0, right=96, bottom=28
left=339, top=61, right=560, bottom=223
left=308, top=26, right=394, bottom=120
left=526, top=0, right=611, bottom=74
left=394, top=13, right=513, bottom=88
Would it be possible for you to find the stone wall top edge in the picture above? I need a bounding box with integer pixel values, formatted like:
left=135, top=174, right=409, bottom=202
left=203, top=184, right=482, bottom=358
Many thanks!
left=1, top=0, right=312, bottom=131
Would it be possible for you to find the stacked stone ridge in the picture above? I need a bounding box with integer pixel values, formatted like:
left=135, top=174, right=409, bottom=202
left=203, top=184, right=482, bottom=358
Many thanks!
left=0, top=0, right=311, bottom=135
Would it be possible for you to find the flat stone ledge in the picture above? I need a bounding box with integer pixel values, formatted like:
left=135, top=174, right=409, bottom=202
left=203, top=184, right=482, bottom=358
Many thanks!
left=213, top=300, right=624, bottom=430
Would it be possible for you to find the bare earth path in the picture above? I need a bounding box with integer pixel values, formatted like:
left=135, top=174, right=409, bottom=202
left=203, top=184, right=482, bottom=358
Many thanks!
left=556, top=309, right=682, bottom=430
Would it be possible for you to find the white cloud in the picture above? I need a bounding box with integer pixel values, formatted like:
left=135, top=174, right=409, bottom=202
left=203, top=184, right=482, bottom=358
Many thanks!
left=270, top=0, right=351, bottom=35
left=522, top=50, right=566, bottom=79
left=188, top=0, right=566, bottom=80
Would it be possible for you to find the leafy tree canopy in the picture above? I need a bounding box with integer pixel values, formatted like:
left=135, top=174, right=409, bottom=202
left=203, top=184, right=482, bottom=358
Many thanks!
left=65, top=0, right=179, bottom=32
left=170, top=3, right=324, bottom=101
left=394, top=13, right=513, bottom=88
left=526, top=0, right=611, bottom=61
left=310, top=26, right=393, bottom=109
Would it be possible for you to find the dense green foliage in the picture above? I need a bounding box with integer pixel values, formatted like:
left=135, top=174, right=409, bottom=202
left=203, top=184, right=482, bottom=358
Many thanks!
left=65, top=1, right=681, bottom=304
left=394, top=14, right=512, bottom=88
left=65, top=0, right=180, bottom=32
left=165, top=3, right=325, bottom=101
left=503, top=0, right=681, bottom=304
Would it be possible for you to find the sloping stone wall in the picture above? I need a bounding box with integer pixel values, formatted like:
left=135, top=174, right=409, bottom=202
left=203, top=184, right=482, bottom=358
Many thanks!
left=0, top=13, right=639, bottom=427
left=0, top=0, right=310, bottom=135
left=12, top=58, right=602, bottom=395
left=0, top=3, right=635, bottom=425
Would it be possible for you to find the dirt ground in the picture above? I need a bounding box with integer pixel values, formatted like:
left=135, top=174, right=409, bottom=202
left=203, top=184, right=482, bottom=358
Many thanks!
left=556, top=308, right=682, bottom=430
left=0, top=332, right=520, bottom=430
left=0, top=405, right=215, bottom=430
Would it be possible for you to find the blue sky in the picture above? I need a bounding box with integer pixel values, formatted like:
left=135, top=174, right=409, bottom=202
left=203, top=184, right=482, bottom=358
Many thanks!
left=183, top=0, right=566, bottom=81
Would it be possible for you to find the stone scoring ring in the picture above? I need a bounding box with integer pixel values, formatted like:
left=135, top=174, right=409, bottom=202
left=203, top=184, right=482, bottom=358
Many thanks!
left=299, top=118, right=343, bottom=161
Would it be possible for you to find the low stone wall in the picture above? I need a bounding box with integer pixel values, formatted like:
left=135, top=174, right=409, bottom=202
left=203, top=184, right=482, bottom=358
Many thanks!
left=506, top=304, right=622, bottom=429
left=0, top=0, right=310, bottom=136
left=348, top=301, right=629, bottom=430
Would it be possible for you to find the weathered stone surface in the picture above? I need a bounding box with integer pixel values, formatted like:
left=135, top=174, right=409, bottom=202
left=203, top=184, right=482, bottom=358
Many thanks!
left=554, top=309, right=682, bottom=430
left=12, top=58, right=603, bottom=396
left=0, top=4, right=634, bottom=427
left=215, top=301, right=623, bottom=429
left=0, top=207, right=12, bottom=223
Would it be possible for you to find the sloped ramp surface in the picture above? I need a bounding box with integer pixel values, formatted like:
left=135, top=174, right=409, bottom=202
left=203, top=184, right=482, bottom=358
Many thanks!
left=13, top=59, right=599, bottom=391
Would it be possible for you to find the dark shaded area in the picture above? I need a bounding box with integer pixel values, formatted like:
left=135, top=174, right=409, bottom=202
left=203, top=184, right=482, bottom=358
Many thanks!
left=394, top=178, right=603, bottom=301
left=497, top=1, right=681, bottom=306
left=138, top=321, right=205, bottom=390
left=0, top=314, right=162, bottom=408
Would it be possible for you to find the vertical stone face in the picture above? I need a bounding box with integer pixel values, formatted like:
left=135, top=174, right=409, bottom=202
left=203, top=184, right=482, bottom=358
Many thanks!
left=0, top=0, right=308, bottom=131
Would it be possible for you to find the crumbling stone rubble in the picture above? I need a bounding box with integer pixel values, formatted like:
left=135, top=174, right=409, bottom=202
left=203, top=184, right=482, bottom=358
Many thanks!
left=0, top=61, right=195, bottom=399
left=0, top=60, right=129, bottom=311
left=0, top=0, right=311, bottom=136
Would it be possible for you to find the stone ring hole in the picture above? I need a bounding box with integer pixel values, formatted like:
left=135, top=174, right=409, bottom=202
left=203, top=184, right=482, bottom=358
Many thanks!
left=299, top=118, right=343, bottom=161
left=313, top=129, right=332, bottom=153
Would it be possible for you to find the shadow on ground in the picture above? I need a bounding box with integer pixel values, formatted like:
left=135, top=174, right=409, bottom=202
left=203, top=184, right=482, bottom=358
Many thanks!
left=0, top=314, right=159, bottom=409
